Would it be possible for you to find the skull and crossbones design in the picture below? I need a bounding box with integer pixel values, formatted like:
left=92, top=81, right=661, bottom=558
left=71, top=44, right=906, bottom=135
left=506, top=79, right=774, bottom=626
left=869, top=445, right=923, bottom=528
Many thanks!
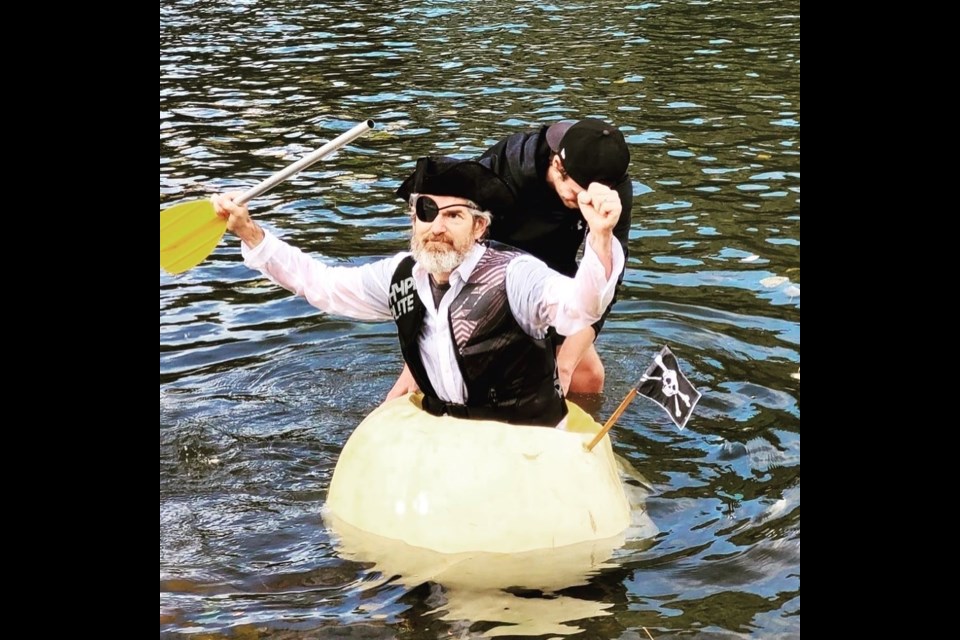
left=642, top=353, right=693, bottom=418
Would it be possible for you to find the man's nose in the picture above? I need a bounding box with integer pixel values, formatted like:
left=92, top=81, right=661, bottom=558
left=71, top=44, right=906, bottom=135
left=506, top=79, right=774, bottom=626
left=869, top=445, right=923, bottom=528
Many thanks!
left=430, top=215, right=447, bottom=233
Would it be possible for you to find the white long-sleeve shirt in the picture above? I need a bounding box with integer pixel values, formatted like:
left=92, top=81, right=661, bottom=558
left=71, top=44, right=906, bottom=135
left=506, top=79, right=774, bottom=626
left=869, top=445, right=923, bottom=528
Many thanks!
left=242, top=232, right=623, bottom=404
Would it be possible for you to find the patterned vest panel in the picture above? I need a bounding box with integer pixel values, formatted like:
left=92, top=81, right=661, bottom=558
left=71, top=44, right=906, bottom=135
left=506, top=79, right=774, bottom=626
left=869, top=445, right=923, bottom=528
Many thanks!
left=389, top=245, right=566, bottom=427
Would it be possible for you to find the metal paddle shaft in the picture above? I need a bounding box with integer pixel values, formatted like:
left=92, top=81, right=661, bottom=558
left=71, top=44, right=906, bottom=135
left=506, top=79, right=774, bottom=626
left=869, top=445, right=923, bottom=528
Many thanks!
left=160, top=119, right=375, bottom=275
left=235, top=119, right=375, bottom=206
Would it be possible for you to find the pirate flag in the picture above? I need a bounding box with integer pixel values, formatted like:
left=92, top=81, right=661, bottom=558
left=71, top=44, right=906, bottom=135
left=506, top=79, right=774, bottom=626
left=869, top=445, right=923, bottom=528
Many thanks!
left=636, top=346, right=701, bottom=430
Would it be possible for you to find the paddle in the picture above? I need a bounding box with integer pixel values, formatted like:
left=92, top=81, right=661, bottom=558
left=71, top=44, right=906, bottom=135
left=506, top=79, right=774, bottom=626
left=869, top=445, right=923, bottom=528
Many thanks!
left=160, top=119, right=375, bottom=274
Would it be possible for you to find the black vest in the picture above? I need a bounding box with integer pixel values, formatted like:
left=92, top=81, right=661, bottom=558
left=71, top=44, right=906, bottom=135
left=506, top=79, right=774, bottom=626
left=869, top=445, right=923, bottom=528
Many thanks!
left=389, top=245, right=566, bottom=427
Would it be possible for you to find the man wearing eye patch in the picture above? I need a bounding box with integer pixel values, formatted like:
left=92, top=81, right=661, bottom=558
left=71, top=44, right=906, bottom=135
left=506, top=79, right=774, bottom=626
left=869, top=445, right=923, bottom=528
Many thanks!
left=212, top=157, right=623, bottom=428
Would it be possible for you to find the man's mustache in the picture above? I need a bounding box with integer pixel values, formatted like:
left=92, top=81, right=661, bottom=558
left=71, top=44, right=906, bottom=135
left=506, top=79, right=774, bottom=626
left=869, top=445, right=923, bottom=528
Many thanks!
left=423, top=234, right=454, bottom=246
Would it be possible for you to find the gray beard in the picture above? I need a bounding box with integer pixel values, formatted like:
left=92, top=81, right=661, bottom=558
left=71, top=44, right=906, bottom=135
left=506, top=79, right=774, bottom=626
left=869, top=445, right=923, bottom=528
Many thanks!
left=410, top=239, right=469, bottom=274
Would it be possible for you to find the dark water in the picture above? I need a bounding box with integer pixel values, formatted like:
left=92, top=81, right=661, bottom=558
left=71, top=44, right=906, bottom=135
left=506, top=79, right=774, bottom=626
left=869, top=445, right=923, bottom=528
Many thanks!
left=160, top=0, right=800, bottom=637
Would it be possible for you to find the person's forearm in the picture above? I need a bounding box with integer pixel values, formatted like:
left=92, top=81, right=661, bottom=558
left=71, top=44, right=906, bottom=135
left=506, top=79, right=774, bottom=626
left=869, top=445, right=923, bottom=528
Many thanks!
left=569, top=236, right=621, bottom=323
left=516, top=239, right=623, bottom=338
left=234, top=217, right=265, bottom=248
left=214, top=192, right=267, bottom=248
left=587, top=230, right=614, bottom=280
left=242, top=231, right=396, bottom=321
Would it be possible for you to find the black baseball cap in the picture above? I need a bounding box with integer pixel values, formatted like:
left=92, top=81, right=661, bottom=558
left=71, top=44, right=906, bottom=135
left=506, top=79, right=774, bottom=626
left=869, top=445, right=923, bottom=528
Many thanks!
left=546, top=118, right=630, bottom=188
left=396, top=156, right=515, bottom=216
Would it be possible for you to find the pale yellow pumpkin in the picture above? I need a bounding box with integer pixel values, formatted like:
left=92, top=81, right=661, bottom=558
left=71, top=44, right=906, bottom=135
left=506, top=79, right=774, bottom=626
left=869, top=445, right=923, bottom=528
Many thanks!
left=326, top=394, right=631, bottom=554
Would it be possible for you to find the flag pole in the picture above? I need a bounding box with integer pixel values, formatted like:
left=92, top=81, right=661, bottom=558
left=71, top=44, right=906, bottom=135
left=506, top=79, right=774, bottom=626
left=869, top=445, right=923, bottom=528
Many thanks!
left=585, top=345, right=701, bottom=452
left=586, top=386, right=638, bottom=452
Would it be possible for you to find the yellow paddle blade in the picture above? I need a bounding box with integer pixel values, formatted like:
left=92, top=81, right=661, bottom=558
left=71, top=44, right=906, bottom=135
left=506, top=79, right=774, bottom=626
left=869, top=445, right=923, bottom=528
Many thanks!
left=159, top=200, right=227, bottom=274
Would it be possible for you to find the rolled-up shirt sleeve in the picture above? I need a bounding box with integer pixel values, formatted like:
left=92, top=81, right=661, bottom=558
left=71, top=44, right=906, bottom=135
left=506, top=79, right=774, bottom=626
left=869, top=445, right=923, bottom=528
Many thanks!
left=241, top=230, right=401, bottom=322
left=506, top=235, right=624, bottom=338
